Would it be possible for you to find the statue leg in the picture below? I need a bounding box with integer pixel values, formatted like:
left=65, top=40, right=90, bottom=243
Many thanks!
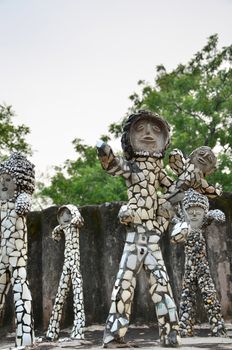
left=103, top=239, right=141, bottom=347
left=46, top=266, right=71, bottom=341
left=179, top=266, right=196, bottom=337
left=0, top=264, right=11, bottom=318
left=198, top=265, right=226, bottom=337
left=11, top=266, right=35, bottom=347
left=145, top=246, right=180, bottom=347
left=70, top=265, right=85, bottom=339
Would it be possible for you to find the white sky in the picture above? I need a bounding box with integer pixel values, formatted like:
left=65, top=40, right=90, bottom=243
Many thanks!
left=0, top=0, right=231, bottom=179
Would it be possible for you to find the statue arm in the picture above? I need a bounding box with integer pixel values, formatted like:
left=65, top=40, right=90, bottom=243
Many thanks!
left=170, top=203, right=191, bottom=243
left=118, top=204, right=135, bottom=225
left=205, top=209, right=225, bottom=225
left=158, top=169, right=174, bottom=193
left=170, top=220, right=191, bottom=244
left=197, top=179, right=222, bottom=198
left=15, top=192, right=32, bottom=215
left=177, top=165, right=222, bottom=198
left=71, top=209, right=84, bottom=228
left=169, top=148, right=186, bottom=176
left=52, top=225, right=63, bottom=241
left=96, top=140, right=131, bottom=178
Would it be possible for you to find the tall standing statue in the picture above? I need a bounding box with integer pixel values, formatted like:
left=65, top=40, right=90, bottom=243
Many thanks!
left=0, top=152, right=35, bottom=347
left=171, top=189, right=227, bottom=337
left=46, top=204, right=85, bottom=341
left=97, top=110, right=181, bottom=348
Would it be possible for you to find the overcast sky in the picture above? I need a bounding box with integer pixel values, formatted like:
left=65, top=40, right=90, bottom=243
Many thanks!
left=0, top=0, right=231, bottom=178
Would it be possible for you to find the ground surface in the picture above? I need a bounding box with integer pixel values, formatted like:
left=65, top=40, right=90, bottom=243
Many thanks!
left=1, top=323, right=232, bottom=350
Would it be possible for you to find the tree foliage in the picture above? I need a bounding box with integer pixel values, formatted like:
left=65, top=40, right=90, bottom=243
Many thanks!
left=0, top=104, right=31, bottom=157
left=41, top=138, right=127, bottom=206
left=41, top=34, right=232, bottom=207
left=109, top=34, right=232, bottom=190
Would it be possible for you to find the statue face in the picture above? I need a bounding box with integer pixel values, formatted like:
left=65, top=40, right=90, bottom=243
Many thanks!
left=186, top=206, right=205, bottom=229
left=190, top=147, right=216, bottom=175
left=130, top=116, right=166, bottom=154
left=58, top=208, right=72, bottom=226
left=0, top=173, right=16, bottom=200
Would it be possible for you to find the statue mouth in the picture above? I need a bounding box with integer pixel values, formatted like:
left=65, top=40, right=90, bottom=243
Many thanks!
left=2, top=187, right=7, bottom=191
left=197, top=157, right=207, bottom=165
left=141, top=136, right=156, bottom=142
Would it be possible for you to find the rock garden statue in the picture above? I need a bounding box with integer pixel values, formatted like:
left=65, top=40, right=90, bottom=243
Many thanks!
left=167, top=146, right=222, bottom=203
left=171, top=189, right=227, bottom=337
left=0, top=152, right=35, bottom=347
left=46, top=204, right=85, bottom=341
left=97, top=110, right=181, bottom=348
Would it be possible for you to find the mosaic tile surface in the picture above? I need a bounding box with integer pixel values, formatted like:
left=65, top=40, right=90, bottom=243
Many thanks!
left=171, top=189, right=227, bottom=337
left=46, top=204, right=85, bottom=341
left=97, top=111, right=180, bottom=348
left=0, top=153, right=35, bottom=347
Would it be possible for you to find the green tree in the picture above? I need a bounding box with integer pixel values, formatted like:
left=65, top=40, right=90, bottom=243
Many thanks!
left=109, top=34, right=232, bottom=190
left=41, top=34, right=232, bottom=207
left=40, top=138, right=127, bottom=206
left=0, top=104, right=31, bottom=157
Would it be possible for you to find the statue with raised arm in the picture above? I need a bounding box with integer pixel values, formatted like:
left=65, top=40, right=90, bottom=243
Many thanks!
left=97, top=110, right=180, bottom=348
left=0, top=152, right=35, bottom=347
left=167, top=146, right=221, bottom=204
left=157, top=145, right=222, bottom=226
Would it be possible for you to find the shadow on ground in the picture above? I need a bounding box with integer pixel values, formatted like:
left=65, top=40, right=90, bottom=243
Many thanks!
left=1, top=324, right=232, bottom=349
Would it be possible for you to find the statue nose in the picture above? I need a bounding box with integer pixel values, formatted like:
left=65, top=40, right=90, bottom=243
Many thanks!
left=145, top=123, right=152, bottom=134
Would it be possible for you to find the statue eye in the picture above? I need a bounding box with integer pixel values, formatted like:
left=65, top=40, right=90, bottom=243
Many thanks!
left=152, top=125, right=161, bottom=132
left=136, top=124, right=144, bottom=131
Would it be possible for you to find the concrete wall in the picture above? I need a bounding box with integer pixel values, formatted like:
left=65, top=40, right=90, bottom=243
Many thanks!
left=1, top=194, right=232, bottom=332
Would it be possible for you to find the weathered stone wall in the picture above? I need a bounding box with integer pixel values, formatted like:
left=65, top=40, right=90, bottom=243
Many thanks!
left=1, top=194, right=232, bottom=332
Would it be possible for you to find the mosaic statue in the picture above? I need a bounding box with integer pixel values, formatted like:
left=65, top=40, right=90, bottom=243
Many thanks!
left=167, top=147, right=222, bottom=203
left=0, top=152, right=35, bottom=347
left=171, top=189, right=227, bottom=337
left=97, top=110, right=181, bottom=348
left=46, top=204, right=85, bottom=341
left=157, top=145, right=221, bottom=228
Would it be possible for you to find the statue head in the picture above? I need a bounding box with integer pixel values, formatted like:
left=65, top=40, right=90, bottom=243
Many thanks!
left=0, top=173, right=16, bottom=201
left=121, top=110, right=170, bottom=160
left=182, top=189, right=209, bottom=229
left=0, top=153, right=35, bottom=199
left=58, top=206, right=72, bottom=226
left=189, top=146, right=217, bottom=176
left=57, top=204, right=83, bottom=228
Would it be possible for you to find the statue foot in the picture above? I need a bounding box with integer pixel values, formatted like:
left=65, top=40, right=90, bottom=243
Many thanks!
left=211, top=326, right=227, bottom=337
left=161, top=330, right=181, bottom=348
left=179, top=329, right=194, bottom=337
left=103, top=340, right=139, bottom=348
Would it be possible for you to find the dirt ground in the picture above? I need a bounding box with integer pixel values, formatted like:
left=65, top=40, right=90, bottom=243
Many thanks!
left=1, top=323, right=232, bottom=350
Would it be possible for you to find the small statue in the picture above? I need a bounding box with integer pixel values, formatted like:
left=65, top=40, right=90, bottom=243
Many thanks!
left=171, top=189, right=227, bottom=337
left=97, top=110, right=180, bottom=348
left=0, top=152, right=35, bottom=347
left=167, top=146, right=221, bottom=204
left=157, top=145, right=221, bottom=232
left=46, top=204, right=85, bottom=341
